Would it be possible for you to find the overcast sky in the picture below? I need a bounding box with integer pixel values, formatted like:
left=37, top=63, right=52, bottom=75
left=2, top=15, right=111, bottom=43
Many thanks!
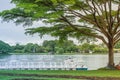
left=0, top=0, right=56, bottom=45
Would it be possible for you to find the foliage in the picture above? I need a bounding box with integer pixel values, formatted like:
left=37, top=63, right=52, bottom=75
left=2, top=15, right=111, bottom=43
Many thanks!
left=79, top=43, right=95, bottom=53
left=0, top=40, right=116, bottom=54
left=78, top=43, right=108, bottom=54
left=0, top=0, right=120, bottom=67
left=43, top=40, right=56, bottom=54
left=115, top=41, right=120, bottom=49
left=12, top=43, right=24, bottom=53
left=0, top=0, right=119, bottom=45
left=55, top=47, right=64, bottom=54
left=93, top=47, right=108, bottom=53
left=42, top=40, right=78, bottom=54
left=0, top=0, right=96, bottom=41
left=23, top=43, right=38, bottom=53
left=10, top=40, right=79, bottom=54
left=0, top=40, right=12, bottom=53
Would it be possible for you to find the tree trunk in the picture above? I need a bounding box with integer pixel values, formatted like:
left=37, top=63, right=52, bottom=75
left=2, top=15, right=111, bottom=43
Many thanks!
left=107, top=39, right=115, bottom=69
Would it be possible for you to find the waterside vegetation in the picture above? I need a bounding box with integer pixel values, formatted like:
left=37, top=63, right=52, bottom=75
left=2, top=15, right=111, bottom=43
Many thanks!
left=1, top=40, right=120, bottom=54
left=0, top=40, right=110, bottom=54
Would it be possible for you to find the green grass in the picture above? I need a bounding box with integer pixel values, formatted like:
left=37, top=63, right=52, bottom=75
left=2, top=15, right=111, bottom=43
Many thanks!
left=0, top=70, right=120, bottom=77
left=0, top=75, right=79, bottom=80
left=0, top=70, right=120, bottom=80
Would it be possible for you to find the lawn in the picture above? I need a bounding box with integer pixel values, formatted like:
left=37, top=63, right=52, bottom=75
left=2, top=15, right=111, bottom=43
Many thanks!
left=0, top=70, right=120, bottom=80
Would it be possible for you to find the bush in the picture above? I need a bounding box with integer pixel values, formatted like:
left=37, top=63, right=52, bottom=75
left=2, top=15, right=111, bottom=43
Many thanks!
left=93, top=47, right=108, bottom=53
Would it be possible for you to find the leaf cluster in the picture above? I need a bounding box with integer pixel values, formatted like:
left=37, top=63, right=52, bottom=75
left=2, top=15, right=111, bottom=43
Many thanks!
left=0, top=0, right=120, bottom=43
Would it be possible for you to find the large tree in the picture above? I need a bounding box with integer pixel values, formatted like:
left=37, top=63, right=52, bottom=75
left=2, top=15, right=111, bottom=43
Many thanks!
left=0, top=0, right=120, bottom=68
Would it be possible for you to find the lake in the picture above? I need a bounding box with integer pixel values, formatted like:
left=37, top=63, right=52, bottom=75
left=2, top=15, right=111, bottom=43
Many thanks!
left=0, top=53, right=120, bottom=70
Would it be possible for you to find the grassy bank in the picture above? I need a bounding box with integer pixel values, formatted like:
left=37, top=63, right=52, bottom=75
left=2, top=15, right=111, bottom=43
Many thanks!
left=0, top=70, right=120, bottom=80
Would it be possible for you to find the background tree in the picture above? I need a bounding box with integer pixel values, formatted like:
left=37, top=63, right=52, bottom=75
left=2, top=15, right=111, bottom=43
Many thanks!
left=79, top=43, right=95, bottom=53
left=93, top=46, right=108, bottom=53
left=42, top=40, right=78, bottom=54
left=12, top=43, right=24, bottom=53
left=43, top=40, right=56, bottom=54
left=23, top=43, right=40, bottom=53
left=36, top=46, right=45, bottom=53
left=0, top=40, right=12, bottom=53
left=115, top=41, right=120, bottom=49
left=0, top=0, right=120, bottom=68
left=58, top=40, right=78, bottom=53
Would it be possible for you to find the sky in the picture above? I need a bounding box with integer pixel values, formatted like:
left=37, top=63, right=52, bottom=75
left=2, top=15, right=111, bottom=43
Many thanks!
left=0, top=0, right=56, bottom=45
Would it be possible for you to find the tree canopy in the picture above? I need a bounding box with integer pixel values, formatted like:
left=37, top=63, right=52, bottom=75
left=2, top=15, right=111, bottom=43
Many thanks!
left=0, top=40, right=12, bottom=53
left=0, top=0, right=120, bottom=68
left=11, top=40, right=79, bottom=54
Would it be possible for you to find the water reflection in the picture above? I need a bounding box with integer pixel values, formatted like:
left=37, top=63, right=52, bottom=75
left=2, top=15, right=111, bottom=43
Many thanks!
left=0, top=54, right=119, bottom=70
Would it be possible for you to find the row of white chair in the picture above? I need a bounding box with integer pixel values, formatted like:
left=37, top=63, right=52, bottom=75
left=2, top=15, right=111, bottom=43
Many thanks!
left=0, top=62, right=85, bottom=69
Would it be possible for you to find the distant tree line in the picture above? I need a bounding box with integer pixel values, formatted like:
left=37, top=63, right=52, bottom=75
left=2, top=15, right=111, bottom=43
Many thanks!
left=11, top=40, right=78, bottom=54
left=0, top=40, right=12, bottom=54
left=0, top=40, right=115, bottom=54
